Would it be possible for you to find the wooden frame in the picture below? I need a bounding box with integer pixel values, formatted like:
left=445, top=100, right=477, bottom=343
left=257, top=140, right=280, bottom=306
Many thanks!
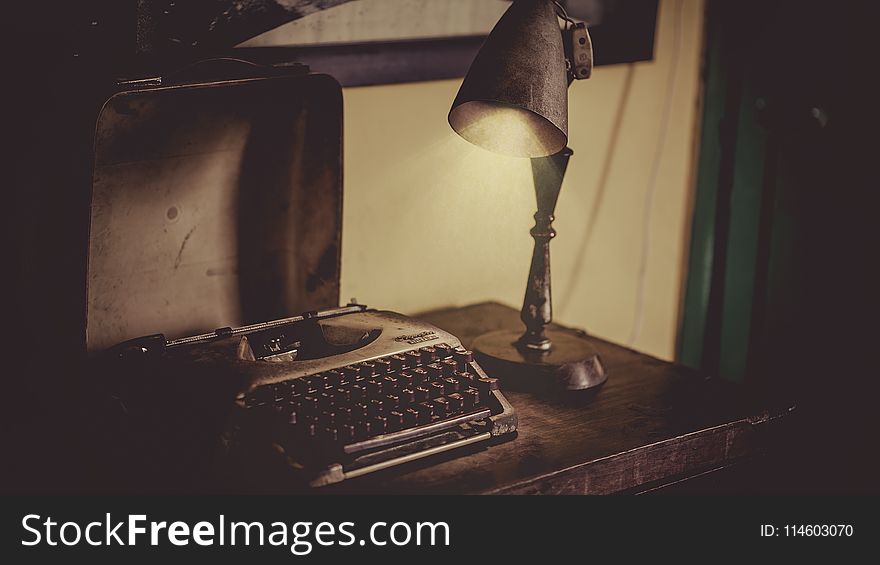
left=232, top=0, right=660, bottom=87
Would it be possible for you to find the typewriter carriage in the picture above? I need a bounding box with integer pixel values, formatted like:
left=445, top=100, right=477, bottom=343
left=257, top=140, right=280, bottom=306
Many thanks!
left=87, top=64, right=344, bottom=353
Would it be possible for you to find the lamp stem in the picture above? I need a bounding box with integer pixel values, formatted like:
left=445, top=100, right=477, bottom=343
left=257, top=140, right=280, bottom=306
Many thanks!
left=518, top=147, right=573, bottom=351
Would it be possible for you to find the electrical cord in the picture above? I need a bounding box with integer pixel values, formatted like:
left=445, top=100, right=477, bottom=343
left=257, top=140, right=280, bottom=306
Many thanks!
left=554, top=1, right=575, bottom=27
left=626, top=0, right=685, bottom=347
left=557, top=62, right=635, bottom=314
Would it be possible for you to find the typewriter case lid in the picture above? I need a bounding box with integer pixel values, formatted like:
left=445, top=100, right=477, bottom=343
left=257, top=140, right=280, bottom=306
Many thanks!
left=86, top=65, right=343, bottom=353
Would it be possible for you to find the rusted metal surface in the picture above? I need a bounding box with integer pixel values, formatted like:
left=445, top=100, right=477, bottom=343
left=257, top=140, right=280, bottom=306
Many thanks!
left=520, top=147, right=572, bottom=350
left=448, top=0, right=570, bottom=157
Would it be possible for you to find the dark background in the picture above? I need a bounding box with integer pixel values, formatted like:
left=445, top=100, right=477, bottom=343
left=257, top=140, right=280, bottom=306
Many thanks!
left=679, top=0, right=880, bottom=494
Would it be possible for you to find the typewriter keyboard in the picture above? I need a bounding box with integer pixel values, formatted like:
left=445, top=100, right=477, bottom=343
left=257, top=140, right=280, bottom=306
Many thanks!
left=241, top=344, right=500, bottom=460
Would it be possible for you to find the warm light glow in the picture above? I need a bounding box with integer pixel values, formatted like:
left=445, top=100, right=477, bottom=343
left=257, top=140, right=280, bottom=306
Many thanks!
left=448, top=101, right=567, bottom=158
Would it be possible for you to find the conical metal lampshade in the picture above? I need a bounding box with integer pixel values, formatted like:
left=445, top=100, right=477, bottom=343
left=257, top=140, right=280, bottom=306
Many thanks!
left=448, top=0, right=568, bottom=158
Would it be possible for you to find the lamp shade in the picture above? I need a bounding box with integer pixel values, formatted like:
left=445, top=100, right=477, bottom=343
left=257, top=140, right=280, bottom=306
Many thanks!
left=448, top=0, right=568, bottom=158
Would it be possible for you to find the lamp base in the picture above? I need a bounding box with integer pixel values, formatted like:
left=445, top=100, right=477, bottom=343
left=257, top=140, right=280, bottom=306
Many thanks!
left=472, top=328, right=607, bottom=393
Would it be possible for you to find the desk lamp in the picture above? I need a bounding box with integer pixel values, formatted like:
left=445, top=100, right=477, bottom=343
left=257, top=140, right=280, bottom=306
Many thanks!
left=448, top=0, right=607, bottom=392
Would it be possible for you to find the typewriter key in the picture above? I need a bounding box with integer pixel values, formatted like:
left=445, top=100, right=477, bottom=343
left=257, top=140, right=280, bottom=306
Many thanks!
left=366, top=379, right=384, bottom=398
left=334, top=387, right=351, bottom=403
left=382, top=375, right=398, bottom=393
left=350, top=384, right=367, bottom=402
left=324, top=370, right=343, bottom=387
left=384, top=393, right=400, bottom=410
left=426, top=363, right=444, bottom=381
left=371, top=416, right=388, bottom=435
left=411, top=368, right=429, bottom=385
left=429, top=382, right=445, bottom=399
left=244, top=396, right=266, bottom=409
left=404, top=350, right=421, bottom=367
left=355, top=421, right=372, bottom=440
left=435, top=343, right=454, bottom=358
left=387, top=411, right=404, bottom=431
left=340, top=424, right=356, bottom=443
left=462, top=388, right=480, bottom=409
left=432, top=397, right=450, bottom=418
left=396, top=372, right=415, bottom=388
left=335, top=406, right=352, bottom=422
left=303, top=375, right=324, bottom=392
left=374, top=359, right=393, bottom=374
left=453, top=348, right=474, bottom=371
left=288, top=394, right=304, bottom=409
left=413, top=386, right=430, bottom=403
left=301, top=395, right=319, bottom=415
left=441, top=377, right=459, bottom=394
left=287, top=410, right=300, bottom=425
left=368, top=399, right=384, bottom=417
left=389, top=354, right=407, bottom=371
left=398, top=388, right=416, bottom=405
left=403, top=408, right=420, bottom=427
left=457, top=371, right=476, bottom=386
left=476, top=377, right=497, bottom=397
left=415, top=402, right=434, bottom=423
left=319, top=411, right=338, bottom=427
left=304, top=422, right=319, bottom=438
left=352, top=403, right=369, bottom=420
left=341, top=366, right=360, bottom=383
left=446, top=393, right=464, bottom=413
left=318, top=391, right=335, bottom=410
left=420, top=346, right=438, bottom=364
left=271, top=384, right=290, bottom=402
left=323, top=427, right=340, bottom=442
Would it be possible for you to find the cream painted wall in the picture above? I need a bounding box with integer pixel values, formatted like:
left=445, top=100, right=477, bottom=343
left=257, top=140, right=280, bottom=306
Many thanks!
left=340, top=0, right=704, bottom=361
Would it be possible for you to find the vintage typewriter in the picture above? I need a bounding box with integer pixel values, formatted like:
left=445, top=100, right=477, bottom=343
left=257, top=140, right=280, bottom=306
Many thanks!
left=77, top=63, right=516, bottom=490
left=109, top=304, right=516, bottom=487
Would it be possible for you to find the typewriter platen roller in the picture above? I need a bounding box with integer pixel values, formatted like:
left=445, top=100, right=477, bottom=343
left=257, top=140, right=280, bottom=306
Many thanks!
left=110, top=305, right=517, bottom=487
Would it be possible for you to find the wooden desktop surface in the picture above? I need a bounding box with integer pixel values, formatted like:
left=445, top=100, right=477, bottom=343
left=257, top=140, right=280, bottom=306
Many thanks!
left=325, top=302, right=794, bottom=494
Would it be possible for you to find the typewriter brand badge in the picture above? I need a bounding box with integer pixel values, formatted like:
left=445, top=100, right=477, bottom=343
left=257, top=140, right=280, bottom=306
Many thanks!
left=394, top=331, right=439, bottom=345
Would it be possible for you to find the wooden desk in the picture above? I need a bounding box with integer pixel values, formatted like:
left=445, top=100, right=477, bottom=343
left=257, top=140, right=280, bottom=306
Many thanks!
left=29, top=301, right=792, bottom=494
left=326, top=302, right=794, bottom=494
